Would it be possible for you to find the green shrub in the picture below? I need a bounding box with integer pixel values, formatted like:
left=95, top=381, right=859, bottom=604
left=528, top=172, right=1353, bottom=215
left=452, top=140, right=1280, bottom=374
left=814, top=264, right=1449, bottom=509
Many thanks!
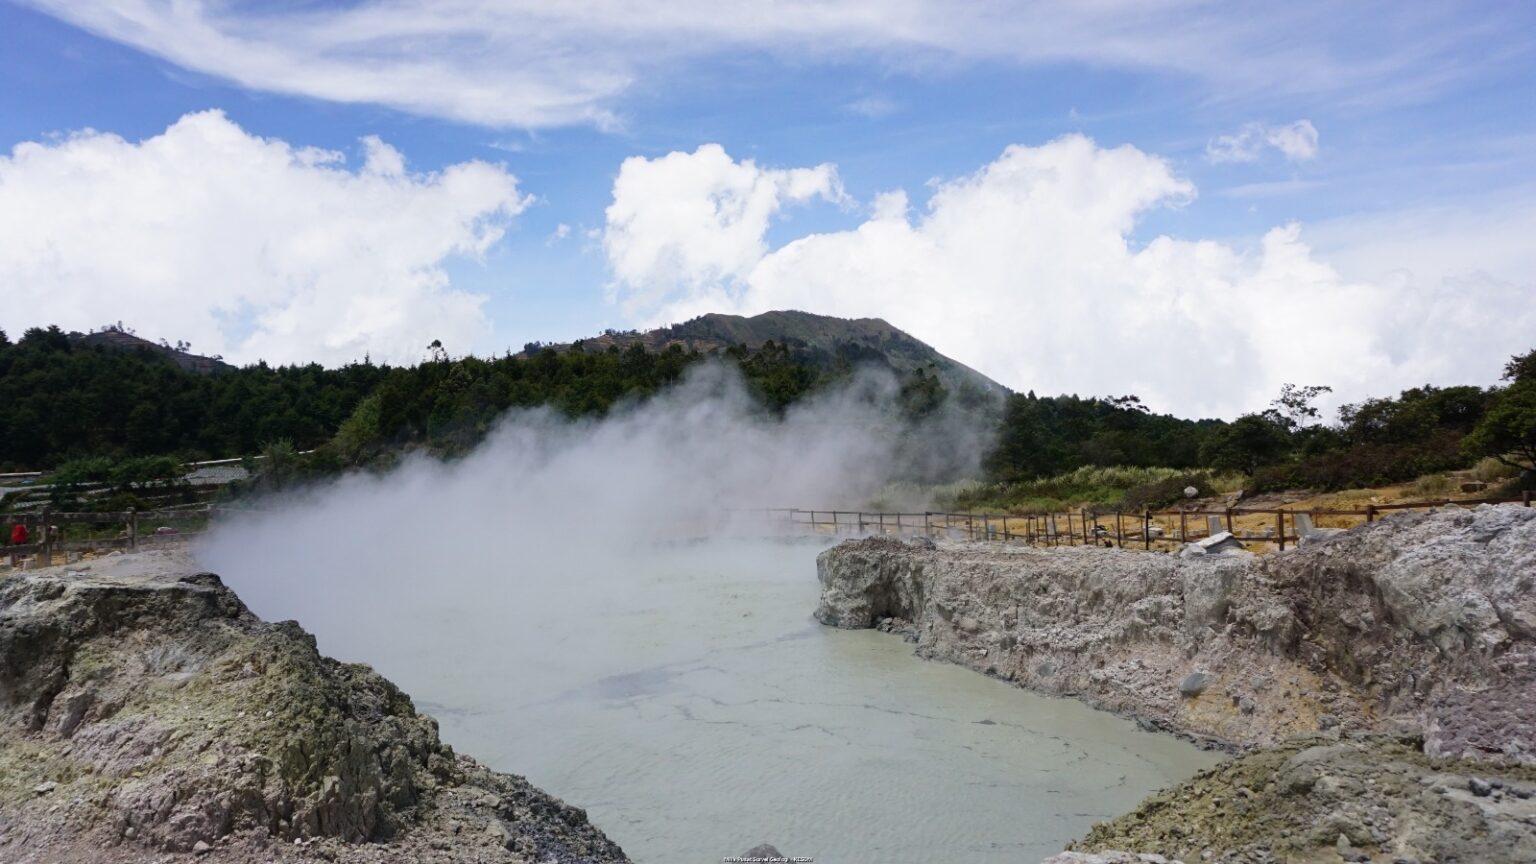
left=1122, top=473, right=1214, bottom=511
left=1249, top=431, right=1470, bottom=493
left=1471, top=456, right=1520, bottom=484
left=945, top=465, right=1191, bottom=512
left=1407, top=473, right=1453, bottom=497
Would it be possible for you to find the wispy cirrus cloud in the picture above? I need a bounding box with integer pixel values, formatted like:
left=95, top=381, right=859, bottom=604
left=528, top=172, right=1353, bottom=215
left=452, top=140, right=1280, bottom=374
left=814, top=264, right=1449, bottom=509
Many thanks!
left=1207, top=120, right=1320, bottom=163
left=18, top=1, right=1526, bottom=128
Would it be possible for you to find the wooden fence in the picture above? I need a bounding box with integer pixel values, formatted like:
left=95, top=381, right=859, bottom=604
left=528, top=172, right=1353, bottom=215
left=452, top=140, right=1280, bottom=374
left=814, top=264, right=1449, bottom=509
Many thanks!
left=4, top=493, right=1533, bottom=567
left=750, top=491, right=1534, bottom=553
left=2, top=506, right=213, bottom=567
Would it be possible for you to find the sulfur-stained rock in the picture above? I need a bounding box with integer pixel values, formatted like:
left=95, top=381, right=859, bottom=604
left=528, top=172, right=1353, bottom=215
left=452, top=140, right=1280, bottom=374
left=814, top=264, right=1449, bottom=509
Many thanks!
left=0, top=550, right=631, bottom=864
left=816, top=506, right=1536, bottom=761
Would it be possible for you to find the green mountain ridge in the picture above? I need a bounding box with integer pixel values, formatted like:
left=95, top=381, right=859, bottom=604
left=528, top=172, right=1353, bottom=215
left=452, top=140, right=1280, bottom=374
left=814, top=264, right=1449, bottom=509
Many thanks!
left=524, top=310, right=1010, bottom=399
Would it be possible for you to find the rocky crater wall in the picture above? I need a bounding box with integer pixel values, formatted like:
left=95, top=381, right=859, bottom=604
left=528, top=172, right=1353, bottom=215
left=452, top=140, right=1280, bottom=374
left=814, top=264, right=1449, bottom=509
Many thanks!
left=0, top=550, right=631, bottom=864
left=816, top=505, right=1536, bottom=763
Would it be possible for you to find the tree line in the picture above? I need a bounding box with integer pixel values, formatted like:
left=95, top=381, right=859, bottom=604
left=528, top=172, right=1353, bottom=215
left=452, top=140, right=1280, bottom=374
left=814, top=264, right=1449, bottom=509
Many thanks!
left=973, top=351, right=1534, bottom=497
left=1, top=324, right=1531, bottom=501
left=0, top=325, right=963, bottom=474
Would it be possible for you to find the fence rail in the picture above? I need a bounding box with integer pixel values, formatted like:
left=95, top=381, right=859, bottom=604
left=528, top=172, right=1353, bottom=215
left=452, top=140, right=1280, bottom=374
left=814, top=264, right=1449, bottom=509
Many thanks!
left=4, top=493, right=1533, bottom=568
left=3, top=505, right=213, bottom=567
left=749, top=491, right=1534, bottom=553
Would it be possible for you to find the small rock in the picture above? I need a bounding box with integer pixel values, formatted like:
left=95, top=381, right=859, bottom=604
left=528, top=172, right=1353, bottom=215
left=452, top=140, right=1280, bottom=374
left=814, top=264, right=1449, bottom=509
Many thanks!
left=32, top=782, right=57, bottom=795
left=485, top=820, right=513, bottom=849
left=1180, top=672, right=1212, bottom=698
left=1317, top=713, right=1338, bottom=730
left=1469, top=777, right=1494, bottom=797
left=193, top=840, right=211, bottom=855
left=1239, top=696, right=1257, bottom=715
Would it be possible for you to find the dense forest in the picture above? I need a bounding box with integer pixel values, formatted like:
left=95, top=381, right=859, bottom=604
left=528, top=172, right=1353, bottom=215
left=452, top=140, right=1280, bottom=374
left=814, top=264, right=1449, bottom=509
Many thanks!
left=1, top=324, right=1531, bottom=508
left=0, top=324, right=975, bottom=472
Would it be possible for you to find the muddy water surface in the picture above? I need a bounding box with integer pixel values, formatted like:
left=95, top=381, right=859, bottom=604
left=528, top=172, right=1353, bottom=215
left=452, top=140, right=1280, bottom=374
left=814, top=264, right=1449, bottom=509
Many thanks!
left=214, top=538, right=1220, bottom=863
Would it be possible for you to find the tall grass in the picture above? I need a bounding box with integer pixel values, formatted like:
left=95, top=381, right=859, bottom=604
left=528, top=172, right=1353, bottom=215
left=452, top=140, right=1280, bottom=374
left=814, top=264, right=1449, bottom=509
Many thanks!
left=936, top=465, right=1245, bottom=513
left=1471, top=457, right=1520, bottom=484
left=1407, top=473, right=1454, bottom=497
left=867, top=480, right=984, bottom=512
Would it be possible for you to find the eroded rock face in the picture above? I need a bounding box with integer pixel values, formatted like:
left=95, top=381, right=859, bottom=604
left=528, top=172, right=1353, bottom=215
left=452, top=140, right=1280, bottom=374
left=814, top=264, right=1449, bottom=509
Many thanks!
left=816, top=506, right=1536, bottom=762
left=0, top=550, right=630, bottom=863
left=1071, top=735, right=1536, bottom=864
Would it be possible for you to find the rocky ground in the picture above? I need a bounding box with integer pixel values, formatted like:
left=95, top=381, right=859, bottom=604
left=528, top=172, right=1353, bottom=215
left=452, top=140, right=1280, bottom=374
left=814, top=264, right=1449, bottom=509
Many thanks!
left=817, top=504, right=1536, bottom=863
left=1063, top=735, right=1536, bottom=864
left=0, top=550, right=630, bottom=864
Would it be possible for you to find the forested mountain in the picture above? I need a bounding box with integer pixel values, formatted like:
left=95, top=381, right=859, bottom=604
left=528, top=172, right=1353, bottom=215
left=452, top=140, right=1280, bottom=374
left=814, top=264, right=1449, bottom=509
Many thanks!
left=522, top=310, right=1008, bottom=399
left=0, top=325, right=382, bottom=470
left=0, top=318, right=983, bottom=471
left=1, top=321, right=1529, bottom=505
left=71, top=326, right=233, bottom=374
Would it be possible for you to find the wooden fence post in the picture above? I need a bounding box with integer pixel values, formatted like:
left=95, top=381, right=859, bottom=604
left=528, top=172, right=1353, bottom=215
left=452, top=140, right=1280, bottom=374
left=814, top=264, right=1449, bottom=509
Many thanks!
left=1115, top=510, right=1124, bottom=547
left=1276, top=511, right=1286, bottom=551
left=1002, top=515, right=1010, bottom=541
left=1525, top=491, right=1532, bottom=508
left=39, top=508, right=52, bottom=567
left=1143, top=511, right=1152, bottom=550
left=1366, top=504, right=1376, bottom=523
left=967, top=513, right=974, bottom=541
left=129, top=507, right=138, bottom=551
left=1179, top=510, right=1188, bottom=542
left=1225, top=507, right=1234, bottom=535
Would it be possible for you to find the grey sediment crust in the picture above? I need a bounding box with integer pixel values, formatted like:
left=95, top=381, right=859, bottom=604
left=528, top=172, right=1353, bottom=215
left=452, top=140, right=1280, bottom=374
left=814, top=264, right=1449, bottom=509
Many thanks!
left=816, top=505, right=1536, bottom=861
left=0, top=550, right=631, bottom=863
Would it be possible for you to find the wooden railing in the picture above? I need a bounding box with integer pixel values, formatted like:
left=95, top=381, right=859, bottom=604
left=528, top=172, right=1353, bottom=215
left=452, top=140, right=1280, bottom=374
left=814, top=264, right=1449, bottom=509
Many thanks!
left=750, top=491, right=1534, bottom=552
left=2, top=506, right=213, bottom=567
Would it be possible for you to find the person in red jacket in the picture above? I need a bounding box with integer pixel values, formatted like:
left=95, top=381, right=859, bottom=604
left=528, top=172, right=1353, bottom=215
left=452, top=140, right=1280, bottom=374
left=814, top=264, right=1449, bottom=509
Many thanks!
left=8, top=523, right=27, bottom=566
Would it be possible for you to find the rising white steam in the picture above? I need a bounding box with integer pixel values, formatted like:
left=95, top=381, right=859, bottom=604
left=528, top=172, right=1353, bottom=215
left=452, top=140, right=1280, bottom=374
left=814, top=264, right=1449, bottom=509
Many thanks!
left=198, top=361, right=986, bottom=669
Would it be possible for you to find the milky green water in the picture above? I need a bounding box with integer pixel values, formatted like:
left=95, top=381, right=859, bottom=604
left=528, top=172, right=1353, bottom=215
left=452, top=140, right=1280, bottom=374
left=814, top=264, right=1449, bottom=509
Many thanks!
left=215, top=538, right=1220, bottom=863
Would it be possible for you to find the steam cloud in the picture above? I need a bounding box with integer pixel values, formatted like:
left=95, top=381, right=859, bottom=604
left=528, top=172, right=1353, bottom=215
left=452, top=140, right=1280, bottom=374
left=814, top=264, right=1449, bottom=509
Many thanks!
left=199, top=361, right=986, bottom=671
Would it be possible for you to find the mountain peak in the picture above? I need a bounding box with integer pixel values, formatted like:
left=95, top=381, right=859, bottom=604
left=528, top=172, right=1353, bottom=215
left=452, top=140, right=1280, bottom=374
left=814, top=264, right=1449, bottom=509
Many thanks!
left=523, top=310, right=1008, bottom=396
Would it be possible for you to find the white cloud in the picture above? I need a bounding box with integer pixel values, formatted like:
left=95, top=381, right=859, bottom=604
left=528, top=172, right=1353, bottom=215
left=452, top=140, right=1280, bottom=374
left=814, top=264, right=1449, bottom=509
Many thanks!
left=603, top=144, right=845, bottom=312
left=1207, top=120, right=1320, bottom=163
left=846, top=96, right=901, bottom=119
left=603, top=136, right=1535, bottom=418
left=1218, top=178, right=1325, bottom=199
left=19, top=1, right=1514, bottom=127
left=0, top=111, right=529, bottom=366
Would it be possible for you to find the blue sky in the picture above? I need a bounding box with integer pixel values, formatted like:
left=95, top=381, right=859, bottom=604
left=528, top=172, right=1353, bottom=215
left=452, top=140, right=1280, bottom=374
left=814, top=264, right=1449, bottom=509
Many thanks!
left=2, top=1, right=1534, bottom=417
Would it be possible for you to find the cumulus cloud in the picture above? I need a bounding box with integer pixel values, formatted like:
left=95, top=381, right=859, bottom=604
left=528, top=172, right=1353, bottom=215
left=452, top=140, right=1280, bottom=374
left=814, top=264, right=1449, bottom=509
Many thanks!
left=1207, top=120, right=1320, bottom=163
left=0, top=111, right=529, bottom=366
left=603, top=144, right=845, bottom=313
left=21, top=1, right=1511, bottom=127
left=603, top=136, right=1535, bottom=418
